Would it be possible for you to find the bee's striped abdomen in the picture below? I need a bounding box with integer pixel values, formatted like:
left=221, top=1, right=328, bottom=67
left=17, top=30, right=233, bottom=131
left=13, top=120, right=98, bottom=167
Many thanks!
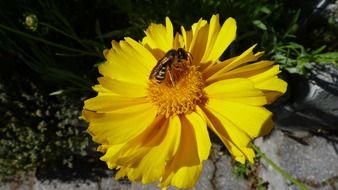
left=155, top=64, right=168, bottom=81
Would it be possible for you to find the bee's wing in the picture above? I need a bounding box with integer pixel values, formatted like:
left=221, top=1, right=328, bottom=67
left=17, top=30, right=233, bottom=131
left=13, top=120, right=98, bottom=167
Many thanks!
left=149, top=57, right=171, bottom=79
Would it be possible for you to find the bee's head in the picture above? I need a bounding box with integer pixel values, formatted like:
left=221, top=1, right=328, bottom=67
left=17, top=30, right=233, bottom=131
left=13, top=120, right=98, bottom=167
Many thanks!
left=166, top=49, right=177, bottom=58
left=177, top=48, right=189, bottom=60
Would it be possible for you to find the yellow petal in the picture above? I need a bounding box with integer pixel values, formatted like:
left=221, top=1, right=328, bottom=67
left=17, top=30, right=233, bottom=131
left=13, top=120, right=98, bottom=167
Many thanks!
left=197, top=106, right=255, bottom=163
left=249, top=65, right=287, bottom=102
left=187, top=19, right=209, bottom=65
left=119, top=129, right=168, bottom=182
left=202, top=17, right=237, bottom=63
left=161, top=114, right=208, bottom=188
left=100, top=143, right=125, bottom=169
left=180, top=26, right=193, bottom=51
left=84, top=95, right=148, bottom=113
left=120, top=116, right=181, bottom=184
left=207, top=99, right=273, bottom=138
left=202, top=56, right=236, bottom=79
left=83, top=103, right=157, bottom=145
left=165, top=17, right=174, bottom=48
left=184, top=112, right=211, bottom=161
left=163, top=165, right=202, bottom=188
left=101, top=39, right=157, bottom=85
left=204, top=78, right=267, bottom=106
left=202, top=50, right=264, bottom=82
left=214, top=60, right=274, bottom=79
left=221, top=44, right=258, bottom=72
left=97, top=77, right=147, bottom=97
left=200, top=14, right=221, bottom=63
left=203, top=56, right=287, bottom=103
left=115, top=116, right=169, bottom=165
left=165, top=116, right=182, bottom=160
left=206, top=44, right=259, bottom=82
left=142, top=17, right=174, bottom=52
left=173, top=32, right=183, bottom=49
left=124, top=37, right=158, bottom=70
left=167, top=116, right=201, bottom=166
left=204, top=102, right=251, bottom=147
left=92, top=84, right=110, bottom=94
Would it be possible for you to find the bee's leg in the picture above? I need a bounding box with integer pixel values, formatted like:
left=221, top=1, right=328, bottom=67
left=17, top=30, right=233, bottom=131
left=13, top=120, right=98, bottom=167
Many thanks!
left=168, top=70, right=176, bottom=87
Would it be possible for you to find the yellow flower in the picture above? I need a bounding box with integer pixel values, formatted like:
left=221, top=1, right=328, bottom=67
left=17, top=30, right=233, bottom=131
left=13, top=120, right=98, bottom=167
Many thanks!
left=82, top=14, right=287, bottom=188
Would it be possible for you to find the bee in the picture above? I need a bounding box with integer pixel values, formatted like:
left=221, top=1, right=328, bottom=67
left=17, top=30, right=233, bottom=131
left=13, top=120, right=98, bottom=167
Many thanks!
left=149, top=48, right=191, bottom=86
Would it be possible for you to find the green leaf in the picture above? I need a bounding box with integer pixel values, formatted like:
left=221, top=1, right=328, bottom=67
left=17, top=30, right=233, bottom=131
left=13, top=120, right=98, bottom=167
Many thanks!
left=259, top=6, right=272, bottom=14
left=253, top=20, right=267, bottom=30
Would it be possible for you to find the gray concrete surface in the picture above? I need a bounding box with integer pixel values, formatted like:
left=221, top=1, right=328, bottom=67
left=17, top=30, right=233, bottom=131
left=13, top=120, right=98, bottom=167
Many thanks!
left=1, top=129, right=338, bottom=190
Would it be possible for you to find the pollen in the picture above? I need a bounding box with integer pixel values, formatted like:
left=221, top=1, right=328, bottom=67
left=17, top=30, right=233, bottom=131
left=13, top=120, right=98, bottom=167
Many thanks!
left=147, top=65, right=206, bottom=117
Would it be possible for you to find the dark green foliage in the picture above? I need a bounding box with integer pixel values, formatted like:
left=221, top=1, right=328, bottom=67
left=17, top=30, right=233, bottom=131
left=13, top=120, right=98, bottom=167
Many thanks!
left=273, top=43, right=338, bottom=75
left=232, top=162, right=248, bottom=179
left=232, top=161, right=269, bottom=190
left=1, top=0, right=337, bottom=80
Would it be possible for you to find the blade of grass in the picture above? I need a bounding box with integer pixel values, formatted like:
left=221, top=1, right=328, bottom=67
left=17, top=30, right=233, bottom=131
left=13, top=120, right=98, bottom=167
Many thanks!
left=0, top=24, right=102, bottom=58
left=39, top=22, right=91, bottom=50
left=3, top=32, right=92, bottom=91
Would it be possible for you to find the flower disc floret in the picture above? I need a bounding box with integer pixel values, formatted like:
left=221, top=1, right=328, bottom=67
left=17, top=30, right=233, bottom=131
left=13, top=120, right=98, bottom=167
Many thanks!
left=147, top=65, right=205, bottom=117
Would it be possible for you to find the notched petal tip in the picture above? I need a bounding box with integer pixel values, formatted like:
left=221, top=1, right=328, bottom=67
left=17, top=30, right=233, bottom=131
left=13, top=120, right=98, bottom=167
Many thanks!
left=142, top=17, right=175, bottom=52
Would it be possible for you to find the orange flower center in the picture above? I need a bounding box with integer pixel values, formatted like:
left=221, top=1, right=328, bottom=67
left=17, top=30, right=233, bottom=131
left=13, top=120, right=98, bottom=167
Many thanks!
left=147, top=64, right=206, bottom=117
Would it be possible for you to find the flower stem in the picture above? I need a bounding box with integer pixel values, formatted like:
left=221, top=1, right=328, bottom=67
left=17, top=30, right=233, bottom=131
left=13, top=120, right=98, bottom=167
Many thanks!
left=250, top=143, right=308, bottom=190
